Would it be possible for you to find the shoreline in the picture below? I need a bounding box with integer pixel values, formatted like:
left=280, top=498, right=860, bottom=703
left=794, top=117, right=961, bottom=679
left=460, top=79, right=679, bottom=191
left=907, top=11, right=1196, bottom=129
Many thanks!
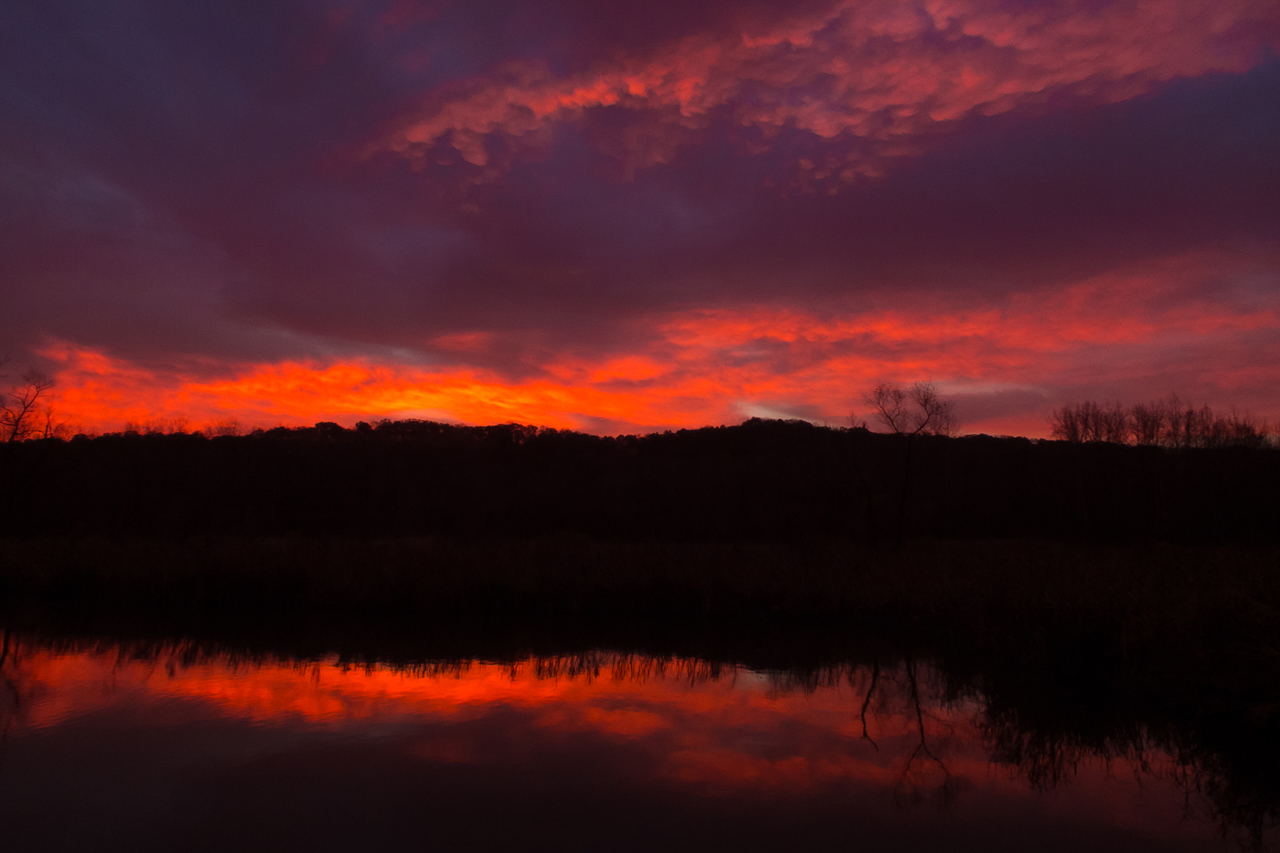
left=2, top=535, right=1275, bottom=661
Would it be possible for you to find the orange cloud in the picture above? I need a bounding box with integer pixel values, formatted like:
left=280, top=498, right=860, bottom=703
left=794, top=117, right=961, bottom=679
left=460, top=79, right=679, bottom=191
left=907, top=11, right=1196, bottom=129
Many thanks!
left=38, top=251, right=1280, bottom=438
left=378, top=0, right=1280, bottom=182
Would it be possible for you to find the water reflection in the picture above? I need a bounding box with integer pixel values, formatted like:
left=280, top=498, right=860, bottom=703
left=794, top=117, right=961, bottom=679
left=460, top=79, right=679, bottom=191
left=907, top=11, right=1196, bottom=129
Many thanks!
left=2, top=634, right=1268, bottom=852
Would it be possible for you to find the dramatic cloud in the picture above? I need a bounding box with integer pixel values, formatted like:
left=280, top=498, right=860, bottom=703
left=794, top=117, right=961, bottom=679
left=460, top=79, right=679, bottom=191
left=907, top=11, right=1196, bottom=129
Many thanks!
left=2, top=0, right=1278, bottom=435
left=43, top=245, right=1280, bottom=436
left=383, top=0, right=1280, bottom=182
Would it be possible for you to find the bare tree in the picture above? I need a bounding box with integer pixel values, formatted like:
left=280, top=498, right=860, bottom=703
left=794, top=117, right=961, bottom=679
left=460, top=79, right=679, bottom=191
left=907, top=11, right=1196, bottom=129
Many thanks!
left=207, top=416, right=243, bottom=437
left=1049, top=403, right=1084, bottom=442
left=864, top=381, right=958, bottom=438
left=1095, top=402, right=1128, bottom=443
left=1129, top=400, right=1166, bottom=446
left=124, top=416, right=191, bottom=435
left=1221, top=408, right=1270, bottom=450
left=859, top=381, right=958, bottom=545
left=1, top=365, right=56, bottom=443
left=1164, top=394, right=1204, bottom=449
left=1051, top=401, right=1128, bottom=443
left=1052, top=394, right=1271, bottom=449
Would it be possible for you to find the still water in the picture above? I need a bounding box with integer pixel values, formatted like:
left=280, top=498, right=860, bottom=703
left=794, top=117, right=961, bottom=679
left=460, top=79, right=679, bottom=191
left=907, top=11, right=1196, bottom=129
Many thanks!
left=0, top=638, right=1254, bottom=852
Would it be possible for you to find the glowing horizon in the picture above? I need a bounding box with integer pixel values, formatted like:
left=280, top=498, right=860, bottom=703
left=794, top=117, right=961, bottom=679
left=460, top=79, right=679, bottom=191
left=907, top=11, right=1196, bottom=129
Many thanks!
left=39, top=248, right=1280, bottom=437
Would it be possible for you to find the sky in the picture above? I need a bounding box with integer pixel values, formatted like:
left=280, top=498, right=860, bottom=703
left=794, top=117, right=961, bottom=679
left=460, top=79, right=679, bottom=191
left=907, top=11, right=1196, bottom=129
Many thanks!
left=3, top=0, right=1278, bottom=437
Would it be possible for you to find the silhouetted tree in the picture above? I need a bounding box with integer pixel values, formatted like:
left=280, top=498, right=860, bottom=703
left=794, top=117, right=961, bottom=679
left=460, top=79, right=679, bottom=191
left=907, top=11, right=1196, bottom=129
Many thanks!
left=207, top=417, right=243, bottom=437
left=1130, top=400, right=1166, bottom=446
left=845, top=421, right=883, bottom=544
left=1165, top=394, right=1211, bottom=449
left=1050, top=401, right=1126, bottom=443
left=861, top=381, right=958, bottom=545
left=1052, top=394, right=1270, bottom=449
left=1, top=359, right=57, bottom=442
left=1220, top=409, right=1272, bottom=450
left=123, top=416, right=193, bottom=436
left=864, top=382, right=958, bottom=438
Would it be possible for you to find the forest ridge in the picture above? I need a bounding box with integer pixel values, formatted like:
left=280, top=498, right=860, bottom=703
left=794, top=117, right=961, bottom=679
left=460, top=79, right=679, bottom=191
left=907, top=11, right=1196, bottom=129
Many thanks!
left=1, top=418, right=1275, bottom=545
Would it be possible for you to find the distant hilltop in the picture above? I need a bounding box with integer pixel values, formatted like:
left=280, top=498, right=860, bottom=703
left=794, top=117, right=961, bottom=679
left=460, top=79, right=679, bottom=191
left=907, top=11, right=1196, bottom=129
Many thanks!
left=1, top=418, right=1276, bottom=545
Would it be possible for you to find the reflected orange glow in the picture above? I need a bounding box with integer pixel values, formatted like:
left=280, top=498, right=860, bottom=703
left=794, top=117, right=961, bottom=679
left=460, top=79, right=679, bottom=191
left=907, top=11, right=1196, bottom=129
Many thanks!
left=40, top=251, right=1280, bottom=437
left=2, top=646, right=1162, bottom=804
left=0, top=640, right=1239, bottom=845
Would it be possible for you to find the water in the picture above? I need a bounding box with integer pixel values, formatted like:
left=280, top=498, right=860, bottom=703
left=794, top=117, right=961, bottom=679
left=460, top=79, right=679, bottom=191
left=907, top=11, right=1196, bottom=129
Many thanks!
left=0, top=637, right=1260, bottom=852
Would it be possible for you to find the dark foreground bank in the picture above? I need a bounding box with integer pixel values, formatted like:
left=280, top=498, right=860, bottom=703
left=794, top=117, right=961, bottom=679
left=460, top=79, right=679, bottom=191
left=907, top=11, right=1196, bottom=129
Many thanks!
left=2, top=418, right=1277, bottom=544
left=3, top=537, right=1276, bottom=679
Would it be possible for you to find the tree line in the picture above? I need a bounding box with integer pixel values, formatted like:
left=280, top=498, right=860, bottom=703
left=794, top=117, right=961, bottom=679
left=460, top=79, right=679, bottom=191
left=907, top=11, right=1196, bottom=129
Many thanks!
left=0, top=416, right=1275, bottom=545
left=1050, top=395, right=1272, bottom=449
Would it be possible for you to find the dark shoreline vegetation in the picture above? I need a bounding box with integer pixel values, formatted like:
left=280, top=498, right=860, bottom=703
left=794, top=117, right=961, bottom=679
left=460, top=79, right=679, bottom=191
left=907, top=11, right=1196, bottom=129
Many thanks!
left=2, top=418, right=1278, bottom=844
left=1, top=417, right=1277, bottom=543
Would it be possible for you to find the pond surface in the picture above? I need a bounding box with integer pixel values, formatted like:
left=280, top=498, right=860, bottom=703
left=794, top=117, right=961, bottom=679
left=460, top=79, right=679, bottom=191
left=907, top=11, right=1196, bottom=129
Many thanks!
left=0, top=638, right=1256, bottom=852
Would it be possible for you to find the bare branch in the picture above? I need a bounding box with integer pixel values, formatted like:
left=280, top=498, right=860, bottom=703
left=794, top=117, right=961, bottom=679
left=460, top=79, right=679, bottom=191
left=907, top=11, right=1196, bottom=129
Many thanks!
left=863, top=381, right=957, bottom=437
left=208, top=416, right=243, bottom=437
left=1052, top=394, right=1271, bottom=449
left=2, top=369, right=55, bottom=442
left=908, top=382, right=958, bottom=437
left=863, top=383, right=910, bottom=434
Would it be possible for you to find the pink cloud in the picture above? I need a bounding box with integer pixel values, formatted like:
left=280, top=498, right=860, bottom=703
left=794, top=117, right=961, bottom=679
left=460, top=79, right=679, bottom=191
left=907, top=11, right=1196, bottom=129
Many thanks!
left=40, top=248, right=1280, bottom=438
left=374, top=0, right=1280, bottom=181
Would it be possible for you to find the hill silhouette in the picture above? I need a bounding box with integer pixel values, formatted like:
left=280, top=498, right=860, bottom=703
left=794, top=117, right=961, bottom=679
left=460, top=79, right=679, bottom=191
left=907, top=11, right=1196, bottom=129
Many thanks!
left=0, top=417, right=1275, bottom=544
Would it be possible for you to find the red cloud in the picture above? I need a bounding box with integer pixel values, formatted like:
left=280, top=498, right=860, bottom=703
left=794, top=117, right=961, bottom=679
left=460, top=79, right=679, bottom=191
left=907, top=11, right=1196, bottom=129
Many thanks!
left=376, top=0, right=1280, bottom=181
left=40, top=249, right=1280, bottom=438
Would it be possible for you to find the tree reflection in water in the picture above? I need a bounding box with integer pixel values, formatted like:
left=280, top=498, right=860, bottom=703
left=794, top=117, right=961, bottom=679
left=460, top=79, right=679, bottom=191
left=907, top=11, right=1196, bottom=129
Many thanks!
left=0, top=629, right=18, bottom=747
left=0, top=633, right=1275, bottom=850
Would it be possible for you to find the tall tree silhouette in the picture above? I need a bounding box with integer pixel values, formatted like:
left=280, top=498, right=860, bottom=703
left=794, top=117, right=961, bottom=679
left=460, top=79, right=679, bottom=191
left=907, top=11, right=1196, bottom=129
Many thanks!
left=1, top=358, right=57, bottom=442
left=862, top=382, right=957, bottom=545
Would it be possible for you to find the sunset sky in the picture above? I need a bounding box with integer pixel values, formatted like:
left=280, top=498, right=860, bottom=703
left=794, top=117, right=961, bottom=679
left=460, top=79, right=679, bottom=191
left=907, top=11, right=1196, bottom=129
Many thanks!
left=3, top=0, right=1278, bottom=436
